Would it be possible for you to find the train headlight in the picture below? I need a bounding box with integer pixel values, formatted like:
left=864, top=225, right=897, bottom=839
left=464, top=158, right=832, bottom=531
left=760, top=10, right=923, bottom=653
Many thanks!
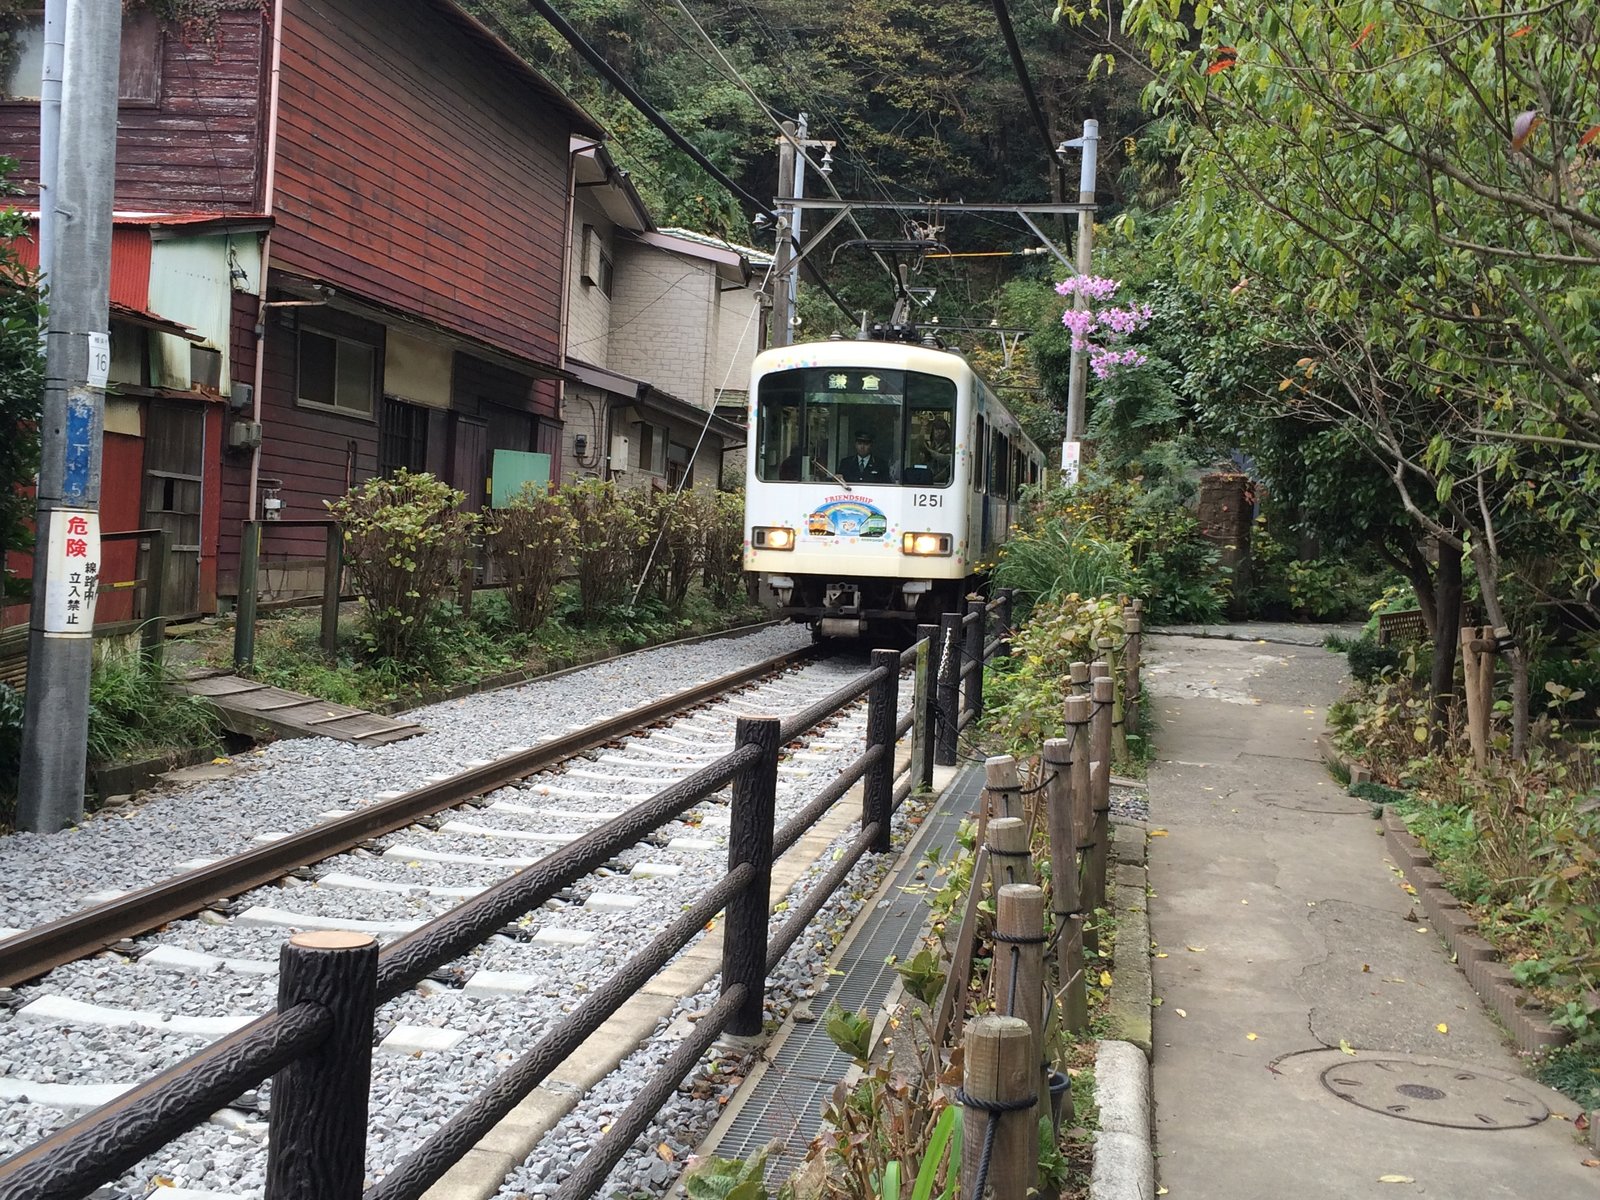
left=754, top=526, right=796, bottom=550
left=901, top=532, right=953, bottom=557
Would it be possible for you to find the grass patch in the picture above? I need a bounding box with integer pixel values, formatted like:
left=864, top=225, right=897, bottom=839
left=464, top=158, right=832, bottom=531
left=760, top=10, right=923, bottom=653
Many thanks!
left=213, top=584, right=766, bottom=712
left=1535, top=1044, right=1600, bottom=1113
left=87, top=651, right=223, bottom=766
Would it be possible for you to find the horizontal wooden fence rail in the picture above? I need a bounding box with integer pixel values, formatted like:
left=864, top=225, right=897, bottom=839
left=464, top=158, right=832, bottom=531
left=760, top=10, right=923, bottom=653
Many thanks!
left=0, top=606, right=1015, bottom=1200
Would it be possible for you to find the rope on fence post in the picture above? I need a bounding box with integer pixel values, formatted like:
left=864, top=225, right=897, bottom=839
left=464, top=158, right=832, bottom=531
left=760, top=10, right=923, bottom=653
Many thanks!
left=986, top=816, right=1031, bottom=893
left=1043, top=737, right=1087, bottom=1033
left=1068, top=659, right=1089, bottom=697
left=984, top=754, right=1022, bottom=821
left=965, top=598, right=986, bottom=724
left=1065, top=695, right=1095, bottom=954
left=722, top=715, right=781, bottom=1037
left=864, top=649, right=900, bottom=854
left=959, top=1015, right=1038, bottom=1200
left=1089, top=676, right=1115, bottom=924
left=936, top=611, right=961, bottom=766
left=1123, top=610, right=1142, bottom=739
left=265, top=931, right=378, bottom=1200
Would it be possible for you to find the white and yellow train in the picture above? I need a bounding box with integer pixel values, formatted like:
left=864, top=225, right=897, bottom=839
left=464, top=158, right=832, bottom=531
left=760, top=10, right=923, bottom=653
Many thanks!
left=743, top=334, right=1046, bottom=641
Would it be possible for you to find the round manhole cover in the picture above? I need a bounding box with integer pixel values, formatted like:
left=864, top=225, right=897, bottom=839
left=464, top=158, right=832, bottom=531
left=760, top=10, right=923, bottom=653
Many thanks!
left=1320, top=1059, right=1548, bottom=1129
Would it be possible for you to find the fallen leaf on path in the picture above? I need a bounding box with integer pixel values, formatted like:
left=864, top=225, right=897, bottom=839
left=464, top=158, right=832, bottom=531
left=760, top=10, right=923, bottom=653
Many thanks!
left=1245, top=1032, right=1258, bottom=1041
left=1100, top=970, right=1114, bottom=987
left=1575, top=1113, right=1589, bottom=1132
left=1157, top=1188, right=1170, bottom=1196
left=1150, top=829, right=1169, bottom=837
left=1435, top=1023, right=1449, bottom=1034
left=1175, top=1008, right=1187, bottom=1018
left=1580, top=1159, right=1599, bottom=1168
left=1155, top=952, right=1169, bottom=958
left=1377, top=1176, right=1414, bottom=1184
left=658, top=1143, right=675, bottom=1162
left=1361, top=964, right=1371, bottom=973
left=1187, top=945, right=1207, bottom=953
left=1339, top=1039, right=1356, bottom=1055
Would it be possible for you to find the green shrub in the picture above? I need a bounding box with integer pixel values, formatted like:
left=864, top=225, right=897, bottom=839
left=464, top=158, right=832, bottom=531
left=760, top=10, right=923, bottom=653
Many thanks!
left=327, top=471, right=478, bottom=663
left=702, top=488, right=746, bottom=604
left=563, top=479, right=648, bottom=622
left=485, top=483, right=572, bottom=632
left=0, top=681, right=22, bottom=826
left=992, top=516, right=1134, bottom=606
left=982, top=592, right=1125, bottom=758
left=1347, top=637, right=1401, bottom=683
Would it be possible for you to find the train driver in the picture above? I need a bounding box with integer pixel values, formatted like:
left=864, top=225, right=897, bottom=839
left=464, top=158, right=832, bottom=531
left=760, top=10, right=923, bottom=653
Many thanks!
left=838, top=431, right=893, bottom=484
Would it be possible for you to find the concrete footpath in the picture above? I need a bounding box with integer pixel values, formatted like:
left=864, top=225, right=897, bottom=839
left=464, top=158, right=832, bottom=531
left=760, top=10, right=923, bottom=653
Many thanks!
left=1143, top=630, right=1596, bottom=1198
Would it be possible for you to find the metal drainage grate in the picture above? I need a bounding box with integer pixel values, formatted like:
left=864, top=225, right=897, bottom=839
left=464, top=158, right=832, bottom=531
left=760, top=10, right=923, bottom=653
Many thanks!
left=710, top=764, right=985, bottom=1181
left=1320, top=1059, right=1549, bottom=1130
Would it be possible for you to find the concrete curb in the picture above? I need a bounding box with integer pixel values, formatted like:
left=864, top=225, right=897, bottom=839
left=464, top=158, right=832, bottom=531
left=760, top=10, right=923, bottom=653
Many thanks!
left=1090, top=821, right=1156, bottom=1200
left=1105, top=835, right=1152, bottom=1055
left=1091, top=1041, right=1155, bottom=1200
left=1379, top=807, right=1568, bottom=1054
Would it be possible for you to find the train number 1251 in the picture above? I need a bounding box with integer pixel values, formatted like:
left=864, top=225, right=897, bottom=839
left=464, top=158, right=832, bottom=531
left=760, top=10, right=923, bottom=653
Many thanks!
left=911, top=493, right=942, bottom=508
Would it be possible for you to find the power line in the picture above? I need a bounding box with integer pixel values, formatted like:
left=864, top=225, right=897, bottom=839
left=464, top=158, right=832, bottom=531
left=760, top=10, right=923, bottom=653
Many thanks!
left=522, top=0, right=772, bottom=216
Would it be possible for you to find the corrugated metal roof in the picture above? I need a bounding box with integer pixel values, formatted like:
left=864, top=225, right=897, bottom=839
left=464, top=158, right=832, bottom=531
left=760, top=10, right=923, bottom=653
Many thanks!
left=657, top=226, right=775, bottom=265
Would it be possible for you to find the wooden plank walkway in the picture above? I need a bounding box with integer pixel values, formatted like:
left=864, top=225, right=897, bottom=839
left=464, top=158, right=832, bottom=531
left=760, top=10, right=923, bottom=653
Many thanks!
left=178, top=671, right=426, bottom=745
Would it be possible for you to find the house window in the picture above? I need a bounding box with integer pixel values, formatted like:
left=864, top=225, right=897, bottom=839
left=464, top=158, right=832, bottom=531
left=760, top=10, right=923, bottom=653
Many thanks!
left=666, top=441, right=692, bottom=489
left=581, top=225, right=614, bottom=297
left=298, top=327, right=376, bottom=418
left=380, top=397, right=429, bottom=475
left=598, top=249, right=614, bottom=298
left=635, top=421, right=668, bottom=475
left=3, top=10, right=162, bottom=103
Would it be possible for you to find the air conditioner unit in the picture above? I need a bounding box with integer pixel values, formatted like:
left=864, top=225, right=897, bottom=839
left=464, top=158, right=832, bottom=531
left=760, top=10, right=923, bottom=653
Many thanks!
left=227, top=420, right=263, bottom=452
left=609, top=432, right=631, bottom=472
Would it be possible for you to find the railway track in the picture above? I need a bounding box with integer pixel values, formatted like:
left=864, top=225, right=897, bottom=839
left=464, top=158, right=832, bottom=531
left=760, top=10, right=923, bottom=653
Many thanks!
left=0, top=638, right=914, bottom=1197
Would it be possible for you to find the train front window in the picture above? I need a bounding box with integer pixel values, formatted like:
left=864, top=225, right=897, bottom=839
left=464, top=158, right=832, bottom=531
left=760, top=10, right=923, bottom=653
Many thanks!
left=755, top=367, right=955, bottom=486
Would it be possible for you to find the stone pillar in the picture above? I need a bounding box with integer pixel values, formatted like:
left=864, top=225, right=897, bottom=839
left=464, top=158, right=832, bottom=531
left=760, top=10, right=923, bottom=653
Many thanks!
left=1196, top=472, right=1252, bottom=618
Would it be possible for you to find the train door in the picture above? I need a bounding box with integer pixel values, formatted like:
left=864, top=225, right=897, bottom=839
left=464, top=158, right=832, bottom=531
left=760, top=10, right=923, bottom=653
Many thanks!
left=975, top=415, right=989, bottom=557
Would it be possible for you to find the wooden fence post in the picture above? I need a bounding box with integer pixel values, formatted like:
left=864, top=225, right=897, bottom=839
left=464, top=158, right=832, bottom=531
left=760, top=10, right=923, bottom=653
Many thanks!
left=1461, top=625, right=1496, bottom=768
left=936, top=611, right=962, bottom=765
left=959, top=1015, right=1037, bottom=1200
left=141, top=529, right=169, bottom=660
left=864, top=649, right=900, bottom=853
left=233, top=520, right=261, bottom=671
left=985, top=754, right=1021, bottom=820
left=321, top=522, right=343, bottom=661
left=723, top=716, right=782, bottom=1036
left=987, top=816, right=1032, bottom=892
left=915, top=622, right=938, bottom=791
left=266, top=932, right=378, bottom=1200
left=995, top=884, right=1047, bottom=1117
left=1043, top=737, right=1087, bottom=1033
left=1065, top=695, right=1095, bottom=952
left=1069, top=660, right=1089, bottom=697
left=1088, top=676, right=1114, bottom=921
left=1123, top=612, right=1142, bottom=739
left=1099, top=636, right=1127, bottom=761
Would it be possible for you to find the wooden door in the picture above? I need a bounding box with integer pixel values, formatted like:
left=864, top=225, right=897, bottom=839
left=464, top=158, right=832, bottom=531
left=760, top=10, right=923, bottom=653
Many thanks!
left=142, top=401, right=204, bottom=618
left=449, top=414, right=489, bottom=513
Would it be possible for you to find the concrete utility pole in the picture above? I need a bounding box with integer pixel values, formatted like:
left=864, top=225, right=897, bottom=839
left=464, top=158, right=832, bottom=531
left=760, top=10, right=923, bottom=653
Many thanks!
left=38, top=0, right=66, bottom=294
left=771, top=120, right=797, bottom=348
left=1059, top=119, right=1099, bottom=482
left=787, top=113, right=807, bottom=342
left=18, top=0, right=123, bottom=833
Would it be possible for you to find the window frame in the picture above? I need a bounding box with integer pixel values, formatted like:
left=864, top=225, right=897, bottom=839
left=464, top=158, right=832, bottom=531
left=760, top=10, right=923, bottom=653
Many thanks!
left=2, top=9, right=163, bottom=105
left=296, top=326, right=378, bottom=421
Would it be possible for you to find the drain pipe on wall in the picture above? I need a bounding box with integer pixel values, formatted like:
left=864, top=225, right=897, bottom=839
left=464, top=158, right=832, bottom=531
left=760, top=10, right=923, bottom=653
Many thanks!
left=246, top=0, right=286, bottom=524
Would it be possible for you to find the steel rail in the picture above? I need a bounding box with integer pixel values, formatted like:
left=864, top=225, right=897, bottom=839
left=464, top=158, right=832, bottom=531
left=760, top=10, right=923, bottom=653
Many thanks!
left=0, top=643, right=821, bottom=989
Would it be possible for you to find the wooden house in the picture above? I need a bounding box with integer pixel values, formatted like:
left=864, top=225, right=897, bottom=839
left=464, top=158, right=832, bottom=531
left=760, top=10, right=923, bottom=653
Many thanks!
left=0, top=0, right=601, bottom=614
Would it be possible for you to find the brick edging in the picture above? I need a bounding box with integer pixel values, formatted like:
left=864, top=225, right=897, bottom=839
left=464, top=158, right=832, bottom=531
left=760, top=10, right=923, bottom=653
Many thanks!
left=1379, top=807, right=1568, bottom=1054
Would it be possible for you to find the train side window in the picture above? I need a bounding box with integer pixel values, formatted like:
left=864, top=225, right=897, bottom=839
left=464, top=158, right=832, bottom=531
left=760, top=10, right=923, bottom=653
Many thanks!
left=989, top=432, right=1009, bottom=497
left=974, top=417, right=987, bottom=491
left=903, top=374, right=956, bottom=487
left=756, top=375, right=804, bottom=482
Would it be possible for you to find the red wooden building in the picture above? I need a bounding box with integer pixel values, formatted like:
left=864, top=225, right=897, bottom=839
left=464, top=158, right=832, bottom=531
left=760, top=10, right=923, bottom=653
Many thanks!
left=0, top=0, right=599, bottom=615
